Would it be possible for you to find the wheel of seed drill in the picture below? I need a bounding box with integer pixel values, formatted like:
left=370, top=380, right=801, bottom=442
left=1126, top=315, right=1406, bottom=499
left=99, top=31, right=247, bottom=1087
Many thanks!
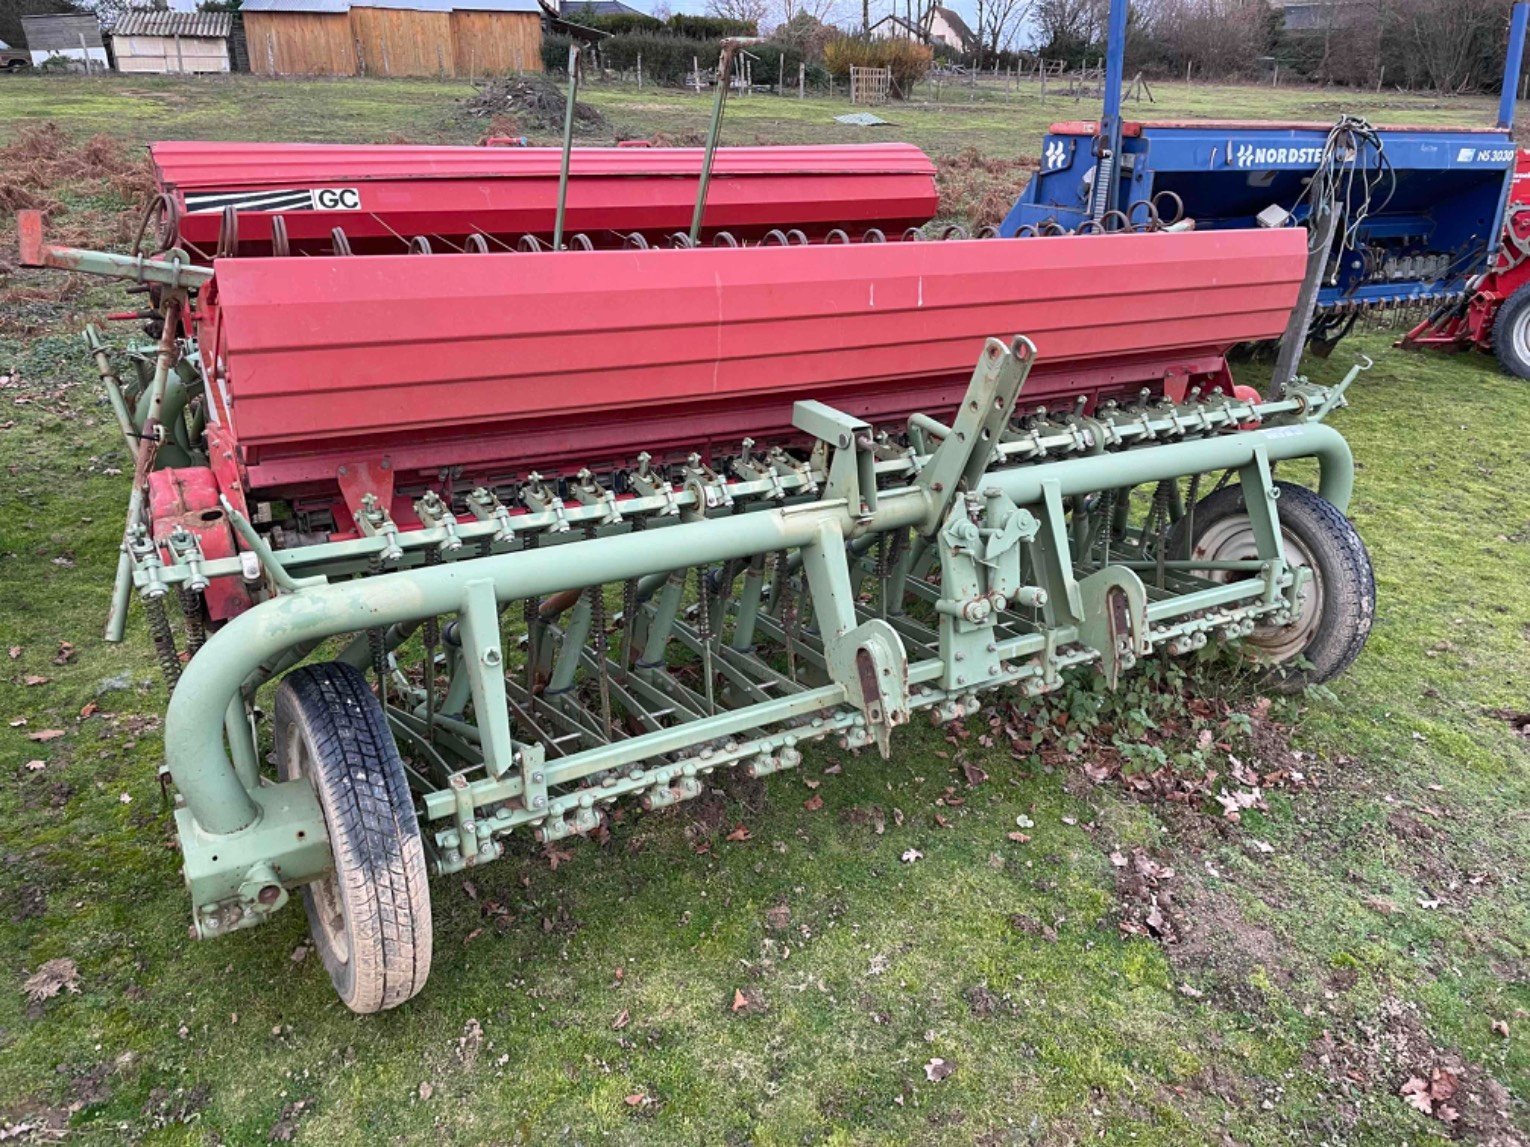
left=1491, top=281, right=1530, bottom=379
left=1168, top=481, right=1374, bottom=691
left=274, top=661, right=432, bottom=1013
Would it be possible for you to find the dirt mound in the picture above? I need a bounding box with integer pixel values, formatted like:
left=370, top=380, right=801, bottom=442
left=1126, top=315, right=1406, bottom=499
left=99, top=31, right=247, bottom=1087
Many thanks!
left=0, top=122, right=153, bottom=247
left=461, top=75, right=607, bottom=136
left=936, top=147, right=1038, bottom=230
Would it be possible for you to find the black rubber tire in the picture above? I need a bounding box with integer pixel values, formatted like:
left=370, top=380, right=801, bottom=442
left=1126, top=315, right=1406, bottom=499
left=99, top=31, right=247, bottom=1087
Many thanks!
left=1167, top=481, right=1374, bottom=692
left=1491, top=282, right=1530, bottom=379
left=274, top=661, right=431, bottom=1013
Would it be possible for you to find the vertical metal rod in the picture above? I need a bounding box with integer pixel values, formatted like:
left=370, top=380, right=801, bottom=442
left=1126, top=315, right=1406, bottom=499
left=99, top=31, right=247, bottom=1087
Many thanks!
left=1269, top=197, right=1341, bottom=399
left=85, top=324, right=136, bottom=452
left=690, top=40, right=745, bottom=247
left=1501, top=2, right=1529, bottom=130
left=553, top=43, right=580, bottom=252
left=1089, top=0, right=1130, bottom=220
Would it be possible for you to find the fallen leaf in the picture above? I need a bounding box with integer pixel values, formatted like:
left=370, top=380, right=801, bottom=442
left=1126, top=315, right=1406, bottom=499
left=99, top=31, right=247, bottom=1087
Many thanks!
left=961, top=761, right=988, bottom=786
left=79, top=702, right=98, bottom=719
left=1491, top=1018, right=1510, bottom=1038
left=543, top=846, right=574, bottom=871
left=1006, top=831, right=1030, bottom=843
left=923, top=1057, right=954, bottom=1082
left=725, top=824, right=751, bottom=843
left=52, top=642, right=75, bottom=665
left=119, top=792, right=132, bottom=804
left=22, top=675, right=48, bottom=687
left=27, top=729, right=64, bottom=742
left=623, top=1094, right=648, bottom=1107
left=22, top=957, right=80, bottom=1003
left=731, top=989, right=748, bottom=1013
left=1178, top=983, right=1203, bottom=998
left=900, top=848, right=923, bottom=863
left=612, top=1009, right=629, bottom=1030
left=7, top=646, right=20, bottom=660
left=418, top=1081, right=433, bottom=1101
left=25, top=759, right=45, bottom=771
left=290, top=944, right=309, bottom=964
left=803, top=794, right=823, bottom=812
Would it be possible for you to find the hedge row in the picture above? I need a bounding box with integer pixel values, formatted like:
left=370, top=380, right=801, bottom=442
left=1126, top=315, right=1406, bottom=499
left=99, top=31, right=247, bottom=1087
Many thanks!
left=545, top=32, right=825, bottom=91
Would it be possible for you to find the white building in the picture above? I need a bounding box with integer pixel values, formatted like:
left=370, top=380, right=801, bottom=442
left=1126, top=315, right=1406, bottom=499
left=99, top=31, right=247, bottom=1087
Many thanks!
left=868, top=6, right=977, bottom=55
left=111, top=9, right=233, bottom=74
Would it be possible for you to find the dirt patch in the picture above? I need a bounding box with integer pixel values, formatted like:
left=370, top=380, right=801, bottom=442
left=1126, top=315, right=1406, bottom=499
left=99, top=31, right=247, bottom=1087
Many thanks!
left=461, top=76, right=607, bottom=135
left=1307, top=996, right=1523, bottom=1144
left=936, top=148, right=1038, bottom=230
left=1488, top=708, right=1530, bottom=740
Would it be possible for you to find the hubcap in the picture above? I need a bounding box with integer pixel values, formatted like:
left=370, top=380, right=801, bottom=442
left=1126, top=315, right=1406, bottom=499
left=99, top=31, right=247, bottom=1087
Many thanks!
left=284, top=724, right=350, bottom=967
left=1192, top=517, right=1323, bottom=665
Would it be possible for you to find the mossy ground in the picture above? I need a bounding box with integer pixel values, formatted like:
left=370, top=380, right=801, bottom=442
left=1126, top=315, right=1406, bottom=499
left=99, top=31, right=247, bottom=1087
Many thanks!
left=0, top=74, right=1525, bottom=1145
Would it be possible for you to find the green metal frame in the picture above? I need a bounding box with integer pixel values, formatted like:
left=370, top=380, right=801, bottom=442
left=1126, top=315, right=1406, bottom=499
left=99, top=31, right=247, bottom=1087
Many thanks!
left=20, top=230, right=1364, bottom=944
left=140, top=337, right=1355, bottom=937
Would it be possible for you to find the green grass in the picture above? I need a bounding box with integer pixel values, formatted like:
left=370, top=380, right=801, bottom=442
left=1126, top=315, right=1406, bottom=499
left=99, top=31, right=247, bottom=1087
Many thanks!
left=0, top=74, right=1526, bottom=1145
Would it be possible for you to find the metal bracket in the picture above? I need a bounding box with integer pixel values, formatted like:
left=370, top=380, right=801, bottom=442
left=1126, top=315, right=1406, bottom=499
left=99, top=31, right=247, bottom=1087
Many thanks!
left=1076, top=566, right=1150, bottom=689
left=792, top=400, right=877, bottom=518
left=798, top=520, right=909, bottom=757
left=914, top=336, right=1036, bottom=534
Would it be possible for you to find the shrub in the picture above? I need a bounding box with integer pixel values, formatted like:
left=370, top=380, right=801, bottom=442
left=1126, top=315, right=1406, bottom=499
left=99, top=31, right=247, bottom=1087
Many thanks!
left=541, top=32, right=577, bottom=73
left=821, top=36, right=932, bottom=93
left=599, top=33, right=723, bottom=86
left=561, top=6, right=663, bottom=35
left=665, top=14, right=754, bottom=39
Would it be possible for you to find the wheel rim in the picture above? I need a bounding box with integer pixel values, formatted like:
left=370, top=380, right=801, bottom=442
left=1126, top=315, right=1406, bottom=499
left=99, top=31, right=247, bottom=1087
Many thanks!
left=284, top=723, right=351, bottom=968
left=1513, top=304, right=1530, bottom=367
left=1192, top=516, right=1324, bottom=664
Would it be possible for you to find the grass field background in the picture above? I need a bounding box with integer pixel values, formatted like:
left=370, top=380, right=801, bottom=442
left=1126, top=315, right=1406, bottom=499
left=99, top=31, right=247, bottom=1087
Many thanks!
left=0, top=73, right=1525, bottom=1144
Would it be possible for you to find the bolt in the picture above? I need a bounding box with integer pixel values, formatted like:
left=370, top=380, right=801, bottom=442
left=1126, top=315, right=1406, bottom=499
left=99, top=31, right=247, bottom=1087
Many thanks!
left=532, top=771, right=544, bottom=784
left=533, top=795, right=546, bottom=809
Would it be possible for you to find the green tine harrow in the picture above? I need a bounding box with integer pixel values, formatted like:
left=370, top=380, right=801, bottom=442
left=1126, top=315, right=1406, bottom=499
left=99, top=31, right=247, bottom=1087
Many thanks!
left=18, top=211, right=1374, bottom=1013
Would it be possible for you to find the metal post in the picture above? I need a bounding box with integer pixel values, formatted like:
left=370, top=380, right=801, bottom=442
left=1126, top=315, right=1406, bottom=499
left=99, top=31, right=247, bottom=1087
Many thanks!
left=553, top=44, right=580, bottom=252
left=1089, top=0, right=1129, bottom=220
left=1498, top=2, right=1529, bottom=130
left=1269, top=197, right=1341, bottom=399
left=690, top=40, right=750, bottom=246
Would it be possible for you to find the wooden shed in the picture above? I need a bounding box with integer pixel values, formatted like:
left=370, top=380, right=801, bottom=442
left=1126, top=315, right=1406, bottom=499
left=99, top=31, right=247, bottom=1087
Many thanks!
left=242, top=0, right=543, bottom=78
left=18, top=13, right=108, bottom=70
left=111, top=10, right=233, bottom=74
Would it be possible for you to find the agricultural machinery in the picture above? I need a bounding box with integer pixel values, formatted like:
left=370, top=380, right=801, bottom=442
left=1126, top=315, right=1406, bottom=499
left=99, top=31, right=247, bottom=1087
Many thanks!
left=18, top=110, right=1377, bottom=1011
left=1003, top=0, right=1530, bottom=364
left=1401, top=148, right=1530, bottom=377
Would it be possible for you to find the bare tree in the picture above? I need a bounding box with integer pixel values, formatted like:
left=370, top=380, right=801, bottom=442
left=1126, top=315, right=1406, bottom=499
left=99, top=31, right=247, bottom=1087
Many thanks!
left=974, top=0, right=1034, bottom=62
left=1387, top=0, right=1501, bottom=93
left=1030, top=0, right=1108, bottom=58
left=775, top=0, right=840, bottom=21
left=707, top=0, right=770, bottom=26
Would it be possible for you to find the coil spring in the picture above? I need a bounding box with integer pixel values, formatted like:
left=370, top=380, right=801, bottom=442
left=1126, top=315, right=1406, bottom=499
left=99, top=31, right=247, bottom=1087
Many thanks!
left=146, top=593, right=182, bottom=692
left=177, top=586, right=206, bottom=657
left=366, top=553, right=388, bottom=695
left=307, top=206, right=1184, bottom=261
